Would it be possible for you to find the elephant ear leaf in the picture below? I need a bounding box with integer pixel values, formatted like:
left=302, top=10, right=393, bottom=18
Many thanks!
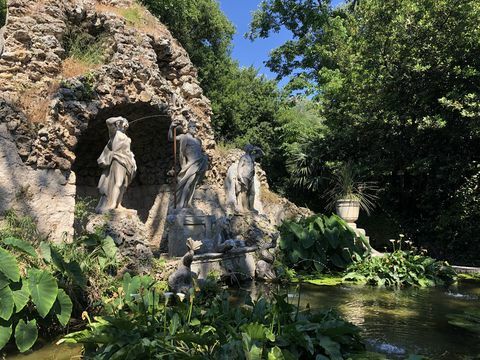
left=2, top=237, right=37, bottom=258
left=15, top=319, right=38, bottom=353
left=54, top=289, right=73, bottom=326
left=0, top=286, right=14, bottom=321
left=12, top=280, right=30, bottom=313
left=0, top=248, right=20, bottom=282
left=28, top=269, right=58, bottom=318
left=0, top=321, right=12, bottom=350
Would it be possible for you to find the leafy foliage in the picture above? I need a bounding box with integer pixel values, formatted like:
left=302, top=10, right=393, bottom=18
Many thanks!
left=0, top=0, right=6, bottom=28
left=279, top=214, right=370, bottom=273
left=248, top=0, right=480, bottom=264
left=62, top=273, right=365, bottom=359
left=0, top=245, right=72, bottom=353
left=63, top=29, right=107, bottom=66
left=344, top=238, right=457, bottom=288
left=0, top=211, right=122, bottom=352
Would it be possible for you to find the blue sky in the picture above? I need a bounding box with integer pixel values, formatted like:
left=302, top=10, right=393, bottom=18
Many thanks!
left=218, top=0, right=344, bottom=84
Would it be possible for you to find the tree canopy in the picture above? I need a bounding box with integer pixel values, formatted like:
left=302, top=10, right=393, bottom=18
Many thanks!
left=249, top=0, right=480, bottom=264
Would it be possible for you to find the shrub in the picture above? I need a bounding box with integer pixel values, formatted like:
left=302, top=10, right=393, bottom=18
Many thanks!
left=278, top=214, right=370, bottom=273
left=343, top=237, right=457, bottom=288
left=0, top=240, right=73, bottom=353
left=61, top=273, right=365, bottom=359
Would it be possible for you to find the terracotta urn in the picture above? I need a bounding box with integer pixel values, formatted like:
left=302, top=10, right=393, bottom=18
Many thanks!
left=335, top=198, right=360, bottom=224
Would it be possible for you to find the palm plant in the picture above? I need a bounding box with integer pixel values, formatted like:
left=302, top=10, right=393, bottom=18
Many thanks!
left=324, top=162, right=379, bottom=215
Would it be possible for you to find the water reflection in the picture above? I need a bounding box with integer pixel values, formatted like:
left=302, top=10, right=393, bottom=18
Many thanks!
left=236, top=281, right=480, bottom=359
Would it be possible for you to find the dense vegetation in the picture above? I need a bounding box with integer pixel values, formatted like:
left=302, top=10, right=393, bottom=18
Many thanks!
left=278, top=214, right=456, bottom=288
left=136, top=0, right=480, bottom=265
left=62, top=274, right=365, bottom=359
left=247, top=0, right=480, bottom=265
left=0, top=211, right=123, bottom=353
left=0, top=0, right=6, bottom=28
left=344, top=238, right=457, bottom=288
left=278, top=214, right=369, bottom=274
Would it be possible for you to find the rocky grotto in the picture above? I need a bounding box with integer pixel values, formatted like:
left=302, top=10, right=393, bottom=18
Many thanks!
left=0, top=0, right=309, bottom=286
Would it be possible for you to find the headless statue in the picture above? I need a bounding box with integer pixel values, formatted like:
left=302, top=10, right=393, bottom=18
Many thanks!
left=95, top=116, right=137, bottom=214
left=225, top=144, right=264, bottom=214
left=169, top=119, right=208, bottom=208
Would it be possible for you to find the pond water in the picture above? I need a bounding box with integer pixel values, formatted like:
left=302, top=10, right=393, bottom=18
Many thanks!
left=6, top=281, right=480, bottom=359
left=237, top=280, right=480, bottom=359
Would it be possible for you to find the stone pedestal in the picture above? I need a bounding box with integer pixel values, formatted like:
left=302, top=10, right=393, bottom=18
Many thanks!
left=166, top=208, right=215, bottom=257
left=86, top=209, right=153, bottom=272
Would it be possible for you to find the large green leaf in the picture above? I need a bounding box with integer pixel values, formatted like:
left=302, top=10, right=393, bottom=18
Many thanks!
left=330, top=253, right=348, bottom=269
left=324, top=227, right=340, bottom=249
left=0, top=286, right=14, bottom=320
left=39, top=242, right=52, bottom=263
left=0, top=248, right=20, bottom=282
left=302, top=231, right=315, bottom=249
left=15, top=319, right=38, bottom=353
left=242, top=323, right=275, bottom=342
left=27, top=269, right=58, bottom=318
left=101, top=236, right=117, bottom=259
left=0, top=321, right=12, bottom=350
left=12, top=281, right=30, bottom=313
left=2, top=237, right=37, bottom=258
left=64, top=261, right=87, bottom=289
left=0, top=273, right=9, bottom=289
left=54, top=289, right=73, bottom=326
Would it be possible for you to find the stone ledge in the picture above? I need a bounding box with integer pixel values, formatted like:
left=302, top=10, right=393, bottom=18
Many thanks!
left=453, top=265, right=480, bottom=274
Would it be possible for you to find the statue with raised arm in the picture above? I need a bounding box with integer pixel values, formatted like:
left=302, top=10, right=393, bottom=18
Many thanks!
left=169, top=118, right=208, bottom=208
left=95, top=116, right=137, bottom=214
left=225, top=144, right=264, bottom=214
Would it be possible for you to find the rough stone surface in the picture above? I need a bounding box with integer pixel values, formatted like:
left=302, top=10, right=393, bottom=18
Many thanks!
left=0, top=123, right=75, bottom=240
left=86, top=210, right=153, bottom=273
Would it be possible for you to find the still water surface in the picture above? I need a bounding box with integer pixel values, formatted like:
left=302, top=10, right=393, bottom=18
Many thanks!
left=239, top=281, right=480, bottom=359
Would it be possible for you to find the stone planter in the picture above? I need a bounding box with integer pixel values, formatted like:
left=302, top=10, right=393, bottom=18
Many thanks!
left=335, top=198, right=360, bottom=224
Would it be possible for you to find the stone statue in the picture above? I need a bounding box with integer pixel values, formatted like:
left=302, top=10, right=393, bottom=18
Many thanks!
left=169, top=119, right=208, bottom=208
left=95, top=116, right=137, bottom=214
left=225, top=145, right=264, bottom=214
left=168, top=237, right=202, bottom=294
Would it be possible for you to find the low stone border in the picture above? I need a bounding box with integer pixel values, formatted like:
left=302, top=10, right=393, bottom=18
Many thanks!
left=453, top=265, right=480, bottom=274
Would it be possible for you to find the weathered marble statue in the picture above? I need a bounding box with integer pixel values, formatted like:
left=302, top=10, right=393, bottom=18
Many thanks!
left=225, top=145, right=264, bottom=214
left=169, top=119, right=208, bottom=208
left=95, top=116, right=137, bottom=214
left=168, top=237, right=202, bottom=294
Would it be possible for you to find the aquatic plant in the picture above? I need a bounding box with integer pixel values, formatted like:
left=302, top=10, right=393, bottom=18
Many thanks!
left=62, top=273, right=365, bottom=359
left=344, top=237, right=456, bottom=288
left=278, top=214, right=370, bottom=273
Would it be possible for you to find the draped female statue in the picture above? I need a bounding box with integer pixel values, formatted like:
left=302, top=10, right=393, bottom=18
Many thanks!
left=95, top=116, right=137, bottom=214
left=169, top=119, right=208, bottom=208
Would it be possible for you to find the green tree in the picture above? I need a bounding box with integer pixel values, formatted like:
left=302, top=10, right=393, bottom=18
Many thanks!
left=249, top=0, right=480, bottom=264
left=139, top=0, right=235, bottom=94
